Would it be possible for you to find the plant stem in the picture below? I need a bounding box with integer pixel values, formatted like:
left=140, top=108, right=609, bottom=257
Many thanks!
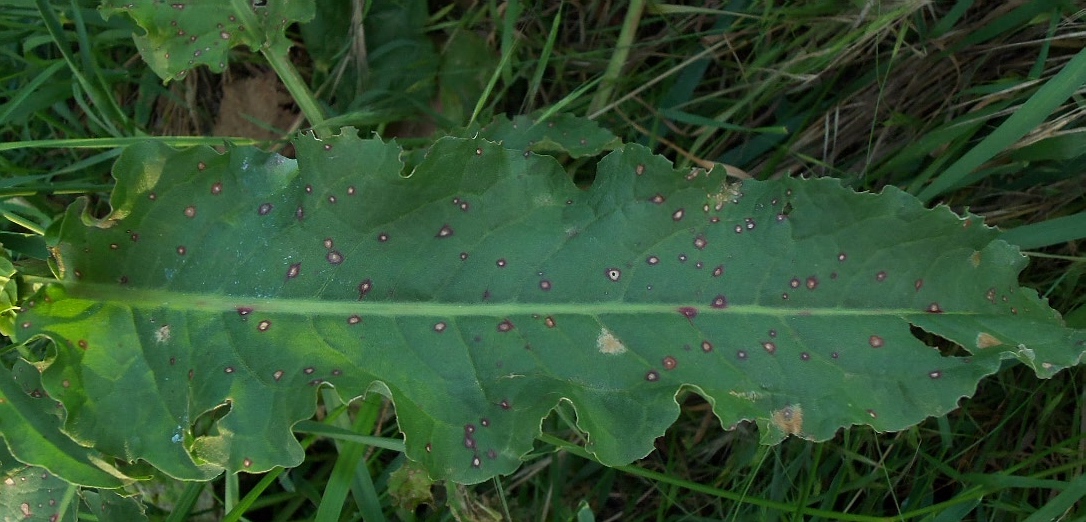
left=264, top=48, right=329, bottom=137
left=227, top=0, right=328, bottom=137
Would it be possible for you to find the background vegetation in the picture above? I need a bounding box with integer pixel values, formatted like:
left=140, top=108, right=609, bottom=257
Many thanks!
left=2, top=0, right=1086, bottom=520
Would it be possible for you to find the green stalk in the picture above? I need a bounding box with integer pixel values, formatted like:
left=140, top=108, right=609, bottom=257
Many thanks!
left=0, top=136, right=265, bottom=152
left=588, top=0, right=646, bottom=115
left=469, top=39, right=518, bottom=127
left=227, top=0, right=328, bottom=136
left=264, top=48, right=329, bottom=137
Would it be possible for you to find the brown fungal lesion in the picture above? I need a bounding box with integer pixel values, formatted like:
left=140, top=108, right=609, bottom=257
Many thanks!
left=770, top=404, right=804, bottom=436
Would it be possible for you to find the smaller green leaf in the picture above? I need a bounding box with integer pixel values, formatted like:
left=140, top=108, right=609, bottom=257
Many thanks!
left=0, top=452, right=78, bottom=522
left=474, top=113, right=622, bottom=158
left=99, top=0, right=315, bottom=81
left=0, top=251, right=17, bottom=337
left=0, top=360, right=130, bottom=489
left=387, top=460, right=434, bottom=512
left=80, top=489, right=148, bottom=522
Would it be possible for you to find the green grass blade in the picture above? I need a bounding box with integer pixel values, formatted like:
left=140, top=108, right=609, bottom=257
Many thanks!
left=917, top=46, right=1086, bottom=202
left=526, top=4, right=562, bottom=107
left=660, top=108, right=788, bottom=135
left=587, top=36, right=734, bottom=120
left=220, top=432, right=324, bottom=522
left=292, top=421, right=406, bottom=453
left=1021, top=472, right=1086, bottom=521
left=67, top=0, right=129, bottom=131
left=313, top=390, right=386, bottom=522
left=221, top=468, right=287, bottom=522
left=499, top=0, right=522, bottom=88
left=1000, top=211, right=1086, bottom=250
left=538, top=433, right=885, bottom=521
left=468, top=38, right=517, bottom=127
left=588, top=0, right=646, bottom=115
left=0, top=136, right=266, bottom=152
left=926, top=0, right=974, bottom=39
left=535, top=76, right=602, bottom=122
left=34, top=0, right=127, bottom=137
left=947, top=1, right=1061, bottom=52
left=163, top=481, right=209, bottom=522
left=0, top=60, right=66, bottom=125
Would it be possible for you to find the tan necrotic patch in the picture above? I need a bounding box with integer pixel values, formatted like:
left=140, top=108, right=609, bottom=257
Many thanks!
left=770, top=404, right=803, bottom=436
left=596, top=328, right=627, bottom=355
left=976, top=332, right=1001, bottom=349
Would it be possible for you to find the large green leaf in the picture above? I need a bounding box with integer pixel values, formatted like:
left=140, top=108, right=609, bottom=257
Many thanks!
left=100, top=0, right=314, bottom=81
left=13, top=128, right=1086, bottom=484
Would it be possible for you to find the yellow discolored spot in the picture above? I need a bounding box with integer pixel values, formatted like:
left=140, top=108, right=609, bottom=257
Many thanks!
left=970, top=251, right=982, bottom=267
left=729, top=390, right=762, bottom=402
left=533, top=193, right=555, bottom=207
left=707, top=180, right=744, bottom=209
left=770, top=404, right=804, bottom=436
left=48, top=246, right=66, bottom=279
left=976, top=332, right=1001, bottom=349
left=95, top=218, right=121, bottom=229
left=596, top=328, right=627, bottom=355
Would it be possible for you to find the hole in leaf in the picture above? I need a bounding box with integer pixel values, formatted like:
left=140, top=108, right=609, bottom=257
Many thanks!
left=909, top=325, right=967, bottom=357
left=190, top=400, right=232, bottom=438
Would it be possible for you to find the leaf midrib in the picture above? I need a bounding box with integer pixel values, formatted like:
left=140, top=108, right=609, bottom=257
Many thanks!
left=41, top=279, right=970, bottom=318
